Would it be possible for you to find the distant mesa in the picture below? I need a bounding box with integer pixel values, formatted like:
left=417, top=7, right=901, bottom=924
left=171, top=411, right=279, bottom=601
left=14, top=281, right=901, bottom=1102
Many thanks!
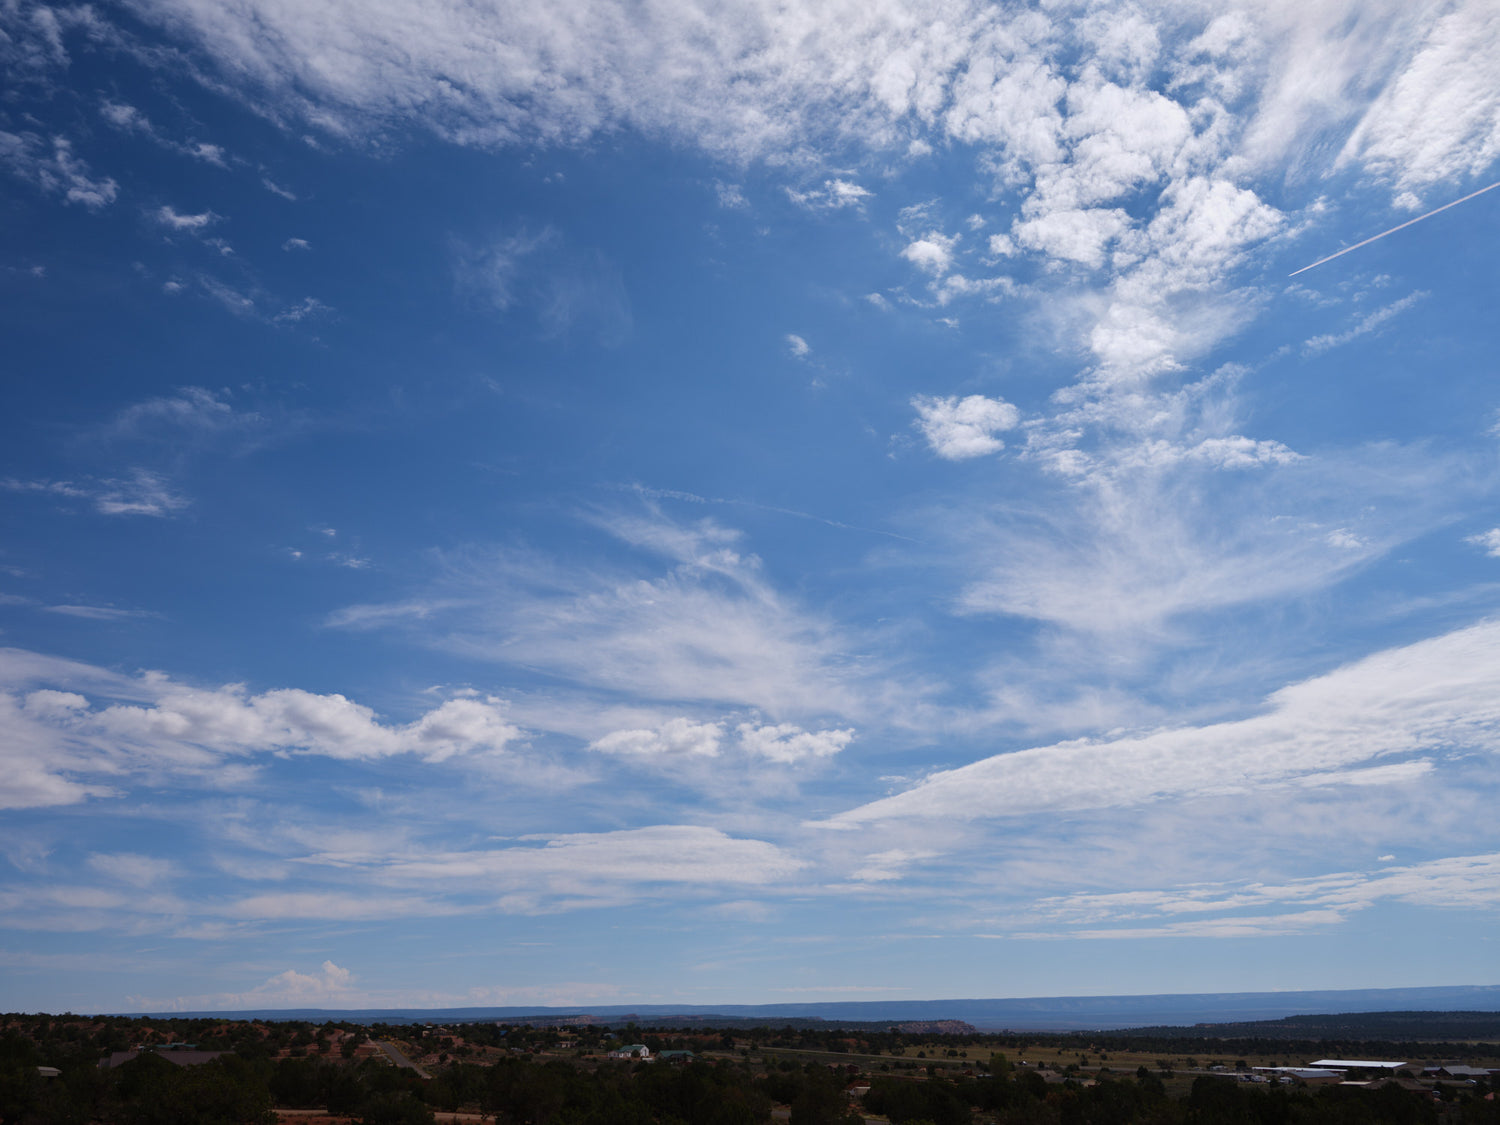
left=132, top=983, right=1500, bottom=1032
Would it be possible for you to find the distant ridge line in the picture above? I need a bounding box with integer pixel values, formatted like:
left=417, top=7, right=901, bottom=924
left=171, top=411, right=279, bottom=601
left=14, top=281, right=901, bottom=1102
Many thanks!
left=124, top=984, right=1500, bottom=1031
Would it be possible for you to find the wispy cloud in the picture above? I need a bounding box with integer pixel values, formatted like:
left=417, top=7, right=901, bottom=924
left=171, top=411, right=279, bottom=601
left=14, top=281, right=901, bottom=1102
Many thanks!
left=786, top=179, right=871, bottom=211
left=102, top=386, right=259, bottom=443
left=100, top=100, right=229, bottom=166
left=1303, top=291, right=1426, bottom=355
left=0, top=132, right=117, bottom=208
left=714, top=181, right=747, bottom=209
left=454, top=226, right=555, bottom=312
left=43, top=605, right=154, bottom=621
left=95, top=470, right=190, bottom=516
left=455, top=227, right=631, bottom=343
left=154, top=204, right=218, bottom=230
left=330, top=508, right=877, bottom=721
left=2, top=470, right=188, bottom=517
left=1015, top=852, right=1500, bottom=940
left=823, top=618, right=1500, bottom=828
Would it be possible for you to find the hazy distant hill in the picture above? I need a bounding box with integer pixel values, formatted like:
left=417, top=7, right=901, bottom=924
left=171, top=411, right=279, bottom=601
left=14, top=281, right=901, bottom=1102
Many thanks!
left=1127, top=1009, right=1500, bottom=1041
left=137, top=983, right=1500, bottom=1031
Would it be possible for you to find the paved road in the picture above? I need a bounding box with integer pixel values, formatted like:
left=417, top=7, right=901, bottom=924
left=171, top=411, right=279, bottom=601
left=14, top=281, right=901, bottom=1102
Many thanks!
left=376, top=1039, right=432, bottom=1079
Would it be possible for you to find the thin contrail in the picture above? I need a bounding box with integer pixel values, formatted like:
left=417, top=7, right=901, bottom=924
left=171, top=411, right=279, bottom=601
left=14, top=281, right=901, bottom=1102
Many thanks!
left=1289, top=179, right=1500, bottom=277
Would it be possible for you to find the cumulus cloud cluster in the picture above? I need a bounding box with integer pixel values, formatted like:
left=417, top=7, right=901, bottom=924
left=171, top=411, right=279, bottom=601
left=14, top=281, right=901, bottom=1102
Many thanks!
left=912, top=394, right=1020, bottom=460
left=94, top=0, right=1490, bottom=195
left=592, top=717, right=853, bottom=764
left=76, top=0, right=1490, bottom=392
left=0, top=649, right=522, bottom=808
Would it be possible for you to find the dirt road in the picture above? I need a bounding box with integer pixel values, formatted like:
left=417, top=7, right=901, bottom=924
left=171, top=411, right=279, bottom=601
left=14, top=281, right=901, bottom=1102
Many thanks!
left=375, top=1039, right=432, bottom=1079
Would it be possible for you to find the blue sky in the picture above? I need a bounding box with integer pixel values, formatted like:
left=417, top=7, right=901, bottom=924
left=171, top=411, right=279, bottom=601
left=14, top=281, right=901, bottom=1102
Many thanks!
left=2, top=0, right=1499, bottom=1014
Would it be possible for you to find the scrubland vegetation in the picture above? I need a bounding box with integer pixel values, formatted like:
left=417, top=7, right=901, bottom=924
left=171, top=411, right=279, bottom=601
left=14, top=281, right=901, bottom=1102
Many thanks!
left=2, top=1011, right=1497, bottom=1124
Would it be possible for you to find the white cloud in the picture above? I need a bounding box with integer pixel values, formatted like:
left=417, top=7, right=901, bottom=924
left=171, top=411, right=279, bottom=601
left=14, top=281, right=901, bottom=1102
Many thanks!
left=76, top=0, right=1486, bottom=401
left=80, top=1, right=1500, bottom=228
left=0, top=477, right=88, bottom=500
left=0, top=1, right=76, bottom=75
left=735, top=721, right=853, bottom=763
left=1, top=393, right=269, bottom=525
left=1114, top=435, right=1304, bottom=472
left=1013, top=207, right=1130, bottom=269
left=380, top=825, right=807, bottom=902
left=1468, top=529, right=1500, bottom=557
left=44, top=605, right=152, bottom=621
left=900, top=231, right=958, bottom=276
left=715, top=181, right=747, bottom=209
left=953, top=424, right=1454, bottom=638
left=257, top=959, right=354, bottom=998
left=87, top=852, right=177, bottom=887
left=0, top=132, right=117, bottom=208
left=1337, top=4, right=1500, bottom=191
left=929, top=273, right=1012, bottom=306
left=331, top=510, right=873, bottom=720
left=911, top=393, right=1019, bottom=460
left=786, top=178, right=871, bottom=210
left=100, top=100, right=229, bottom=165
left=282, top=237, right=310, bottom=251
left=1304, top=291, right=1427, bottom=355
left=100, top=100, right=151, bottom=132
left=0, top=650, right=527, bottom=809
left=785, top=333, right=810, bottom=358
left=104, top=386, right=256, bottom=442
left=1020, top=851, right=1500, bottom=940
left=135, top=960, right=360, bottom=1012
left=274, top=296, right=331, bottom=323
left=454, top=227, right=555, bottom=311
left=90, top=684, right=522, bottom=762
left=189, top=142, right=227, bottom=166
left=182, top=826, right=808, bottom=922
left=154, top=204, right=216, bottom=230
left=1325, top=527, right=1367, bottom=550
left=824, top=618, right=1500, bottom=827
left=93, top=470, right=189, bottom=517
left=454, top=227, right=630, bottom=342
left=1020, top=908, right=1353, bottom=941
left=850, top=848, right=935, bottom=883
left=591, top=717, right=724, bottom=758
left=987, top=233, right=1015, bottom=257
left=0, top=701, right=112, bottom=810
left=198, top=276, right=255, bottom=316
left=1087, top=177, right=1282, bottom=380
